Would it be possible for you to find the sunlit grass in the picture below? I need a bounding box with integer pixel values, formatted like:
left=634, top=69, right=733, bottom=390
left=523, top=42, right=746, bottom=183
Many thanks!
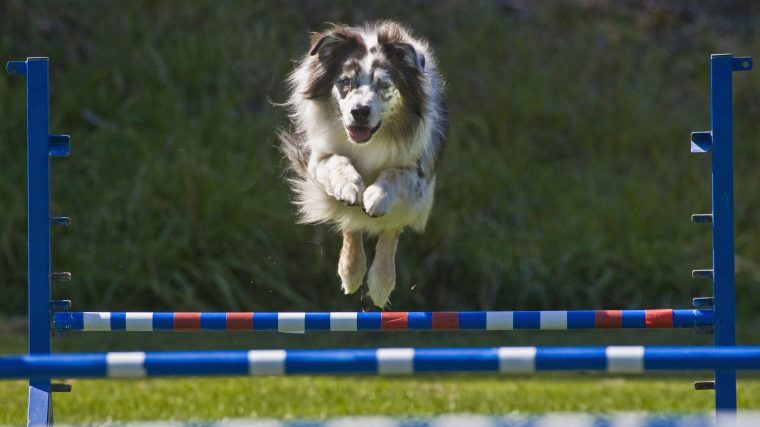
left=4, top=375, right=760, bottom=424
left=1, top=2, right=760, bottom=315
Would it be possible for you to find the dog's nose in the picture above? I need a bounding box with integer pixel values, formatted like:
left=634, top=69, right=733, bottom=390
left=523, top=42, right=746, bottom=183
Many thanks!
left=351, top=106, right=371, bottom=121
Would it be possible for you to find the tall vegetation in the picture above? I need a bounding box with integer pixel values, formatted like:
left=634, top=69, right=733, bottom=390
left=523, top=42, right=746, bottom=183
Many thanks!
left=1, top=1, right=759, bottom=314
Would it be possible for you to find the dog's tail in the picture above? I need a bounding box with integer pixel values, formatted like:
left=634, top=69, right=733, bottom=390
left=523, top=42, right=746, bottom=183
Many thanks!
left=277, top=128, right=309, bottom=179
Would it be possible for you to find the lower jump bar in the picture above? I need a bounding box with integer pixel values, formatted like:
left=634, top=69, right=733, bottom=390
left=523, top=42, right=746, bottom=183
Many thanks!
left=52, top=309, right=713, bottom=332
left=0, top=346, right=757, bottom=379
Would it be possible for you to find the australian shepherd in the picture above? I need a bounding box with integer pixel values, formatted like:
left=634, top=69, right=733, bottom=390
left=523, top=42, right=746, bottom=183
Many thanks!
left=279, top=21, right=447, bottom=308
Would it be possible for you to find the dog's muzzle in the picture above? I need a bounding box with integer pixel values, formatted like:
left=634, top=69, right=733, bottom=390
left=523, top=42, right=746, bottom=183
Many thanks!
left=346, top=121, right=382, bottom=144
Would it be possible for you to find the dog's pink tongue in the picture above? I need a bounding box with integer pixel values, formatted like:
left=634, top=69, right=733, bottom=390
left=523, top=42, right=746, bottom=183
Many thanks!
left=347, top=126, right=371, bottom=142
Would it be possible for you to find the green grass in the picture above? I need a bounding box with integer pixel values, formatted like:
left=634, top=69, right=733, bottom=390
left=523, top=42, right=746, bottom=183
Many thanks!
left=1, top=2, right=760, bottom=315
left=4, top=375, right=760, bottom=424
left=3, top=3, right=760, bottom=423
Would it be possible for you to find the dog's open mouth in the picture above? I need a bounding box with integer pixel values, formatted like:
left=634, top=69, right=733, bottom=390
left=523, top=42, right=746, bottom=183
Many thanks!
left=347, top=122, right=382, bottom=144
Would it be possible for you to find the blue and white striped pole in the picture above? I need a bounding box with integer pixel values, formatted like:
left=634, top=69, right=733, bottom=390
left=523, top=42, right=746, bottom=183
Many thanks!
left=2, top=347, right=760, bottom=379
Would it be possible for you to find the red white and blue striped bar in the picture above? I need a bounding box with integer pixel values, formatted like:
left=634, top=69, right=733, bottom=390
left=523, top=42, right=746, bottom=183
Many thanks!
left=0, top=346, right=759, bottom=379
left=52, top=309, right=713, bottom=332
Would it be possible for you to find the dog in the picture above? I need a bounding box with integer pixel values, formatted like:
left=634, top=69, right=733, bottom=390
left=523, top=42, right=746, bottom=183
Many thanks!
left=279, top=21, right=447, bottom=308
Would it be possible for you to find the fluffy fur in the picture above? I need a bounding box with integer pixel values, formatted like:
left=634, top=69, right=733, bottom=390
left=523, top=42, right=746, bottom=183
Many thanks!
left=279, top=21, right=447, bottom=307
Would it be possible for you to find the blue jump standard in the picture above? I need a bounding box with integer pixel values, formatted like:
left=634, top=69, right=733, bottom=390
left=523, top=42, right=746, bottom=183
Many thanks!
left=7, top=57, right=63, bottom=427
left=5, top=53, right=752, bottom=425
left=703, top=53, right=752, bottom=412
left=2, top=347, right=760, bottom=379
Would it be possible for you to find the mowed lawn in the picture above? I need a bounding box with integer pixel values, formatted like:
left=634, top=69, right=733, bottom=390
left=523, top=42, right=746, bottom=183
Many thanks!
left=3, top=375, right=760, bottom=424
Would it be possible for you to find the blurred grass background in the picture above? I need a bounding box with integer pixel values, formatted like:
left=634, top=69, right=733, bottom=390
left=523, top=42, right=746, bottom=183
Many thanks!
left=3, top=1, right=760, bottom=423
left=1, top=0, right=760, bottom=316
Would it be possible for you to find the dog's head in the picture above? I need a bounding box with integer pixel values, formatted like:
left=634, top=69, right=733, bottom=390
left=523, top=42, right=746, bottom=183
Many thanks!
left=304, top=22, right=427, bottom=144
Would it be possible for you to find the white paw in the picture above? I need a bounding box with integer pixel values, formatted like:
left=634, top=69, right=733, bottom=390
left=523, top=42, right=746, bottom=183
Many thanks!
left=362, top=184, right=395, bottom=218
left=367, top=262, right=395, bottom=308
left=332, top=178, right=364, bottom=206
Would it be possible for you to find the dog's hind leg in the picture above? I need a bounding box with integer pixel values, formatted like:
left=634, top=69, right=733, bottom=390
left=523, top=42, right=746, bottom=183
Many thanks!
left=338, top=228, right=366, bottom=294
left=367, top=229, right=401, bottom=308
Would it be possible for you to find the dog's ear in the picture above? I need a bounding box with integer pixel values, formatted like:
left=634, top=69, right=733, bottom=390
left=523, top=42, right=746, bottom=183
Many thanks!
left=309, top=32, right=341, bottom=56
left=309, top=27, right=360, bottom=58
left=376, top=21, right=425, bottom=72
left=389, top=42, right=425, bottom=73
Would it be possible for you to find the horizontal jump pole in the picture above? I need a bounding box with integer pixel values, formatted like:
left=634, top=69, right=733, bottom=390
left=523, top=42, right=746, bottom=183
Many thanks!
left=1, top=346, right=759, bottom=379
left=53, top=309, right=712, bottom=332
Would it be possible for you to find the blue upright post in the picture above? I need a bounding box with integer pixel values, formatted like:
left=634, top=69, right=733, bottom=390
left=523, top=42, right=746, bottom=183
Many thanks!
left=6, top=57, right=60, bottom=426
left=708, top=54, right=752, bottom=411
left=26, top=57, right=52, bottom=427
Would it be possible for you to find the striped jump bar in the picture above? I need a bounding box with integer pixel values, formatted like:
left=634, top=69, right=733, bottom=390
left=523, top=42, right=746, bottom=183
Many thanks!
left=1, top=346, right=759, bottom=379
left=53, top=309, right=713, bottom=332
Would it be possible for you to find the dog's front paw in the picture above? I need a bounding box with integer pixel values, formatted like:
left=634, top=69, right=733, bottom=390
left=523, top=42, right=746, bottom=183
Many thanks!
left=362, top=184, right=395, bottom=217
left=332, top=178, right=365, bottom=206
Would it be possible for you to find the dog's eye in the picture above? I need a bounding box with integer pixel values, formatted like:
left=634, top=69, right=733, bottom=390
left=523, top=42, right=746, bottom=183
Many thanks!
left=337, top=77, right=351, bottom=88
left=376, top=81, right=391, bottom=91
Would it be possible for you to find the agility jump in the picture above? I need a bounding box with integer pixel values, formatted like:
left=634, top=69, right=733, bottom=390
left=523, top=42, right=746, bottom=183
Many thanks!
left=2, top=53, right=752, bottom=426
